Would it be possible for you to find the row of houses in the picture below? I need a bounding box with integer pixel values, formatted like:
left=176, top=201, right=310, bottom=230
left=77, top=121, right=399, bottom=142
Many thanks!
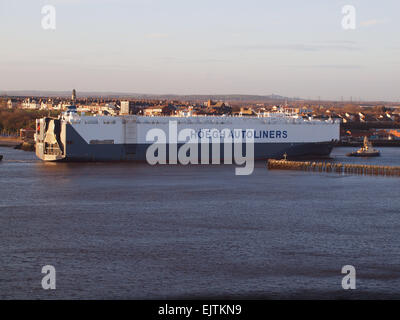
left=342, top=128, right=400, bottom=141
left=120, top=100, right=231, bottom=116
left=335, top=111, right=400, bottom=123
left=5, top=98, right=119, bottom=115
left=5, top=97, right=400, bottom=123
left=15, top=98, right=72, bottom=111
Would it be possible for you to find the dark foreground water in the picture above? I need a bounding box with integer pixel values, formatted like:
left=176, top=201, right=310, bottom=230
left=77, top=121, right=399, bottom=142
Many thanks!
left=1, top=146, right=400, bottom=299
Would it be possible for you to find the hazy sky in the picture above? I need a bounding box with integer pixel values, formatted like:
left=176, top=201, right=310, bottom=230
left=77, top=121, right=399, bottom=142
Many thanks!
left=1, top=0, right=399, bottom=100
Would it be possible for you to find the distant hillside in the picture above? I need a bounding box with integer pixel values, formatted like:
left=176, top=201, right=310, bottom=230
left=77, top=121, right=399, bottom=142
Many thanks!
left=0, top=90, right=296, bottom=102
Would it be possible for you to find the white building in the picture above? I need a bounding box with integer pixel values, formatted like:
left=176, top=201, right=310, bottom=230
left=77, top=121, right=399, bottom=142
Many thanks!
left=7, top=99, right=17, bottom=109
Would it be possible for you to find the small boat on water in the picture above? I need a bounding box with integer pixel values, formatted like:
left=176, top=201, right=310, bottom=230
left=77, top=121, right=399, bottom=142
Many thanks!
left=347, top=136, right=380, bottom=157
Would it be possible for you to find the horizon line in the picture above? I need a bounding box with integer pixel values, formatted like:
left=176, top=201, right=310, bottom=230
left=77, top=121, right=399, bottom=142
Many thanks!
left=0, top=90, right=399, bottom=103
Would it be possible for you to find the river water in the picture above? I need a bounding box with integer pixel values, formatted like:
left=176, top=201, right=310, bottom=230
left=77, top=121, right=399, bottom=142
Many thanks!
left=1, top=146, right=400, bottom=299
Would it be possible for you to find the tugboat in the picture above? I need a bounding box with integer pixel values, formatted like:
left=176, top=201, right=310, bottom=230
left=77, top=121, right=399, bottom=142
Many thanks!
left=347, top=136, right=380, bottom=157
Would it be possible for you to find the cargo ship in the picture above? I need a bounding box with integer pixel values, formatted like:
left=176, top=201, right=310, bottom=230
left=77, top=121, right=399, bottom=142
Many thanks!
left=35, top=106, right=340, bottom=162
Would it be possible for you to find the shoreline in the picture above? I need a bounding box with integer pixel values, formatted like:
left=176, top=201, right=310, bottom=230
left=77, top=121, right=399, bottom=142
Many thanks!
left=336, top=140, right=400, bottom=147
left=0, top=137, right=35, bottom=151
left=0, top=137, right=23, bottom=147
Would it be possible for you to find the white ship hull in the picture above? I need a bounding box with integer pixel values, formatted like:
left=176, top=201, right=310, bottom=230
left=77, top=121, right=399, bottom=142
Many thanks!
left=35, top=115, right=340, bottom=162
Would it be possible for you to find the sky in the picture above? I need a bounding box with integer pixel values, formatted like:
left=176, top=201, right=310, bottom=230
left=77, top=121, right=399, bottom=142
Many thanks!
left=0, top=0, right=399, bottom=101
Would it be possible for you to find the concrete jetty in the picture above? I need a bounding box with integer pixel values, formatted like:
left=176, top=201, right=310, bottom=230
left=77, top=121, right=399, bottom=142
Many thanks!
left=267, top=159, right=400, bottom=177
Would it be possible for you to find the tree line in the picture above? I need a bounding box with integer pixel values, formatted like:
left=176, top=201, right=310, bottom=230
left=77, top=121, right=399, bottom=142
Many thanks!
left=0, top=109, right=59, bottom=135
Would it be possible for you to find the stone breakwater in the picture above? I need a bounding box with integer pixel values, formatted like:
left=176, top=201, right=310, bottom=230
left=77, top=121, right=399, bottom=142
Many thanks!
left=267, top=159, right=400, bottom=177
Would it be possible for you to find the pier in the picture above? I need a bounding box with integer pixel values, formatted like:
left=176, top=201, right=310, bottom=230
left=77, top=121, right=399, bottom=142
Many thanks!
left=267, top=159, right=400, bottom=177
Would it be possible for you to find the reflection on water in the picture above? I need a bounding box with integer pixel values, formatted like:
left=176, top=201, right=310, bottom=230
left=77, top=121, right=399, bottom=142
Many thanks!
left=1, top=146, right=400, bottom=299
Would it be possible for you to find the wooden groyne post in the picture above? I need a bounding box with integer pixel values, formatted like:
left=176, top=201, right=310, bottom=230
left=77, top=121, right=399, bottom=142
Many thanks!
left=267, top=159, right=400, bottom=177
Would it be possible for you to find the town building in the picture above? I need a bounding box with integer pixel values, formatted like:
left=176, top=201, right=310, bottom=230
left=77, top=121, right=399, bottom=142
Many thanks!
left=7, top=99, right=17, bottom=109
left=120, top=101, right=137, bottom=115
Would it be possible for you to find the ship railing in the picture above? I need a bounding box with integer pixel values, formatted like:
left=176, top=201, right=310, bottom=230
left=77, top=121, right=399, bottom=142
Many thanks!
left=75, top=114, right=340, bottom=125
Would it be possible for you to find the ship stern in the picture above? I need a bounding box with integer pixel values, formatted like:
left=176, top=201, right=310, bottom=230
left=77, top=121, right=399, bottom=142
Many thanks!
left=35, top=118, right=66, bottom=162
